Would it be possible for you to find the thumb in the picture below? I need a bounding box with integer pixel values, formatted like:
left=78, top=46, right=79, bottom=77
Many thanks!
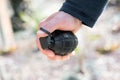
left=37, top=21, right=58, bottom=38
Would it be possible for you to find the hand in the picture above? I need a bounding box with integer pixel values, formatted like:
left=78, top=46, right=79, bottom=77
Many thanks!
left=36, top=11, right=82, bottom=60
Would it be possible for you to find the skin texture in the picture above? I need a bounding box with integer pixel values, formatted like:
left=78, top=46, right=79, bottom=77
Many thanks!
left=36, top=11, right=82, bottom=60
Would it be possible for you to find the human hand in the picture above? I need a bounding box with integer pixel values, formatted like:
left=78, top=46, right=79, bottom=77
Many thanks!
left=36, top=11, right=82, bottom=60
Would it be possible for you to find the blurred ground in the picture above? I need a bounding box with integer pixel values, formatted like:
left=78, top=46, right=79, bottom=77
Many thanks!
left=0, top=0, right=120, bottom=80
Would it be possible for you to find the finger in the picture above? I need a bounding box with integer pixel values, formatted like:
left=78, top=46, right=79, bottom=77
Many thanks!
left=36, top=37, right=48, bottom=55
left=55, top=52, right=75, bottom=60
left=46, top=51, right=75, bottom=61
left=49, top=54, right=71, bottom=61
left=53, top=55, right=63, bottom=60
left=44, top=49, right=55, bottom=57
left=37, top=29, right=48, bottom=38
left=36, top=37, right=55, bottom=57
left=37, top=20, right=58, bottom=38
left=47, top=56, right=56, bottom=60
left=62, top=55, right=70, bottom=60
left=61, top=55, right=70, bottom=60
left=37, top=12, right=59, bottom=37
left=47, top=55, right=67, bottom=61
left=61, top=52, right=75, bottom=60
left=47, top=53, right=72, bottom=61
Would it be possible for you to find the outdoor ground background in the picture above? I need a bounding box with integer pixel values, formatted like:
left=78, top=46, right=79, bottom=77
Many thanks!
left=0, top=0, right=120, bottom=80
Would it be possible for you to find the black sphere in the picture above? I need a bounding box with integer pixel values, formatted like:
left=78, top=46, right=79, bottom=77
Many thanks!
left=40, top=30, right=78, bottom=56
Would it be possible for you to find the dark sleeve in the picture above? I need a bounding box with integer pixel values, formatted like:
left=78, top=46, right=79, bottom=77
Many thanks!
left=60, top=0, right=108, bottom=28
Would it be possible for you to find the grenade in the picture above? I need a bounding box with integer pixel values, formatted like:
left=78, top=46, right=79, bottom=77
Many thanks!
left=39, top=28, right=78, bottom=56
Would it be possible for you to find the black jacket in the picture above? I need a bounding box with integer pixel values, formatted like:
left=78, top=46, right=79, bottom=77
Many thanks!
left=60, top=0, right=108, bottom=27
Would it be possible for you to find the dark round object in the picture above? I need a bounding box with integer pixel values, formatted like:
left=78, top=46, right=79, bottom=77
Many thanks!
left=40, top=30, right=78, bottom=56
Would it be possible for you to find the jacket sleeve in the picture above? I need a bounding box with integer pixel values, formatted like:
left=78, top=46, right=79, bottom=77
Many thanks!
left=60, top=0, right=108, bottom=28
